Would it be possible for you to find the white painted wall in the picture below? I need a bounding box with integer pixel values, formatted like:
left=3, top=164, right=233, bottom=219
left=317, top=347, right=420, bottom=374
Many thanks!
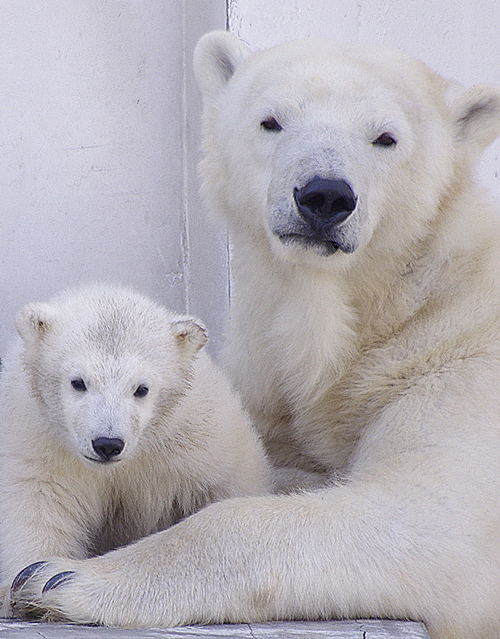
left=0, top=1, right=227, bottom=356
left=1, top=1, right=500, bottom=358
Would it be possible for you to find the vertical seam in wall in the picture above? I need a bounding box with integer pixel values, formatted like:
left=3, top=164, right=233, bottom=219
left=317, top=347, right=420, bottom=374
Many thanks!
left=226, top=230, right=232, bottom=306
left=464, top=0, right=473, bottom=84
left=225, top=0, right=232, bottom=305
left=181, top=0, right=190, bottom=313
left=355, top=0, right=363, bottom=43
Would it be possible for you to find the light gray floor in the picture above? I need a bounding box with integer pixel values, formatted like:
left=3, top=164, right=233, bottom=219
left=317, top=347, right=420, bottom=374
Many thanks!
left=0, top=620, right=430, bottom=638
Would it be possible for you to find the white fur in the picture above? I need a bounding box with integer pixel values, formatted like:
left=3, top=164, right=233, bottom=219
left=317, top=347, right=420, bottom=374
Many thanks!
left=0, top=283, right=271, bottom=614
left=8, top=35, right=500, bottom=639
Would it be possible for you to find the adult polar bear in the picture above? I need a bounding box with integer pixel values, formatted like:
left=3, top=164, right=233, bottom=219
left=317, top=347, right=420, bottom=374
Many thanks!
left=10, top=33, right=500, bottom=639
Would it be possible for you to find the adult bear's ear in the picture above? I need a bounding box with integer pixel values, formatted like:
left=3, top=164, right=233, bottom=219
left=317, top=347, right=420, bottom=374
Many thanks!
left=16, top=303, right=56, bottom=343
left=194, top=30, right=251, bottom=98
left=172, top=319, right=208, bottom=356
left=448, top=83, right=500, bottom=155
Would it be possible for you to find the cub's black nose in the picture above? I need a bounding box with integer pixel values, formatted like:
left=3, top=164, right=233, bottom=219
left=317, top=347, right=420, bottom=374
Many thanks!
left=294, top=177, right=357, bottom=225
left=92, top=437, right=124, bottom=461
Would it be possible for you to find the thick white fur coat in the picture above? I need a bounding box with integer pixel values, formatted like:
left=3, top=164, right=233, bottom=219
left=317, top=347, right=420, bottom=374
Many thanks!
left=0, top=284, right=270, bottom=613
left=6, top=35, right=500, bottom=639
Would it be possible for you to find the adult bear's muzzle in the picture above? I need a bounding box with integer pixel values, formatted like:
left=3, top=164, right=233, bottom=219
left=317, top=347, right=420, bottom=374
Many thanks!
left=294, top=177, right=357, bottom=226
left=279, top=176, right=358, bottom=255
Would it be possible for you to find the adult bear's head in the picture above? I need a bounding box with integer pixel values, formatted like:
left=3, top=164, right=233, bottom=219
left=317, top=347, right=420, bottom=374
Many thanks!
left=194, top=32, right=500, bottom=271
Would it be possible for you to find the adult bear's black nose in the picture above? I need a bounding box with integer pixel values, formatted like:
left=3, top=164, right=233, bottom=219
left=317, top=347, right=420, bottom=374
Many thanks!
left=92, top=437, right=124, bottom=461
left=294, top=177, right=357, bottom=225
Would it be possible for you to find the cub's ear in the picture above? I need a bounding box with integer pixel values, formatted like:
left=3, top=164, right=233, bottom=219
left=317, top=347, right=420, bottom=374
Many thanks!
left=449, top=84, right=500, bottom=154
left=16, top=302, right=56, bottom=343
left=172, top=319, right=208, bottom=355
left=194, top=30, right=251, bottom=98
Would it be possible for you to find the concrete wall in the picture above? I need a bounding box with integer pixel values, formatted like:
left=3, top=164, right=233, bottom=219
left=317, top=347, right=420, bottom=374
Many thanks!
left=1, top=1, right=499, bottom=357
left=0, top=1, right=227, bottom=356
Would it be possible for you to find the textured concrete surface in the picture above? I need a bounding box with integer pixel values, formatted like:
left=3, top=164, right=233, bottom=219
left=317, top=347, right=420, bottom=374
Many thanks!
left=0, top=619, right=430, bottom=638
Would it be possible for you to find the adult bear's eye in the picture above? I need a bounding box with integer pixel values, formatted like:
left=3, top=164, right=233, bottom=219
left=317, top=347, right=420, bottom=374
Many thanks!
left=373, top=132, right=397, bottom=147
left=71, top=378, right=87, bottom=392
left=134, top=384, right=149, bottom=398
left=261, top=117, right=282, bottom=132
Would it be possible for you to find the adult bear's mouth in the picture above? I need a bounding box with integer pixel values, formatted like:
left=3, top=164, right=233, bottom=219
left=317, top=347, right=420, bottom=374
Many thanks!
left=277, top=233, right=340, bottom=255
left=83, top=455, right=122, bottom=465
left=277, top=229, right=359, bottom=255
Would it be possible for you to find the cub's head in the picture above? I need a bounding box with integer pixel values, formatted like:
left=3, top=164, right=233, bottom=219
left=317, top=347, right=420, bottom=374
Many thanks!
left=194, top=32, right=500, bottom=269
left=16, top=284, right=207, bottom=466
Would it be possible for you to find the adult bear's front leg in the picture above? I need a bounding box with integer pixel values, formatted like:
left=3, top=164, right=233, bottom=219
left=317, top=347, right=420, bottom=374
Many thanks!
left=11, top=494, right=321, bottom=627
left=11, top=497, right=304, bottom=627
left=8, top=482, right=489, bottom=638
left=13, top=488, right=399, bottom=628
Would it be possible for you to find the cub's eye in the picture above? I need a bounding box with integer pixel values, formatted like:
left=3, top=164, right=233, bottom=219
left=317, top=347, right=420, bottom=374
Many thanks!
left=373, top=132, right=397, bottom=147
left=134, top=384, right=149, bottom=398
left=71, top=378, right=87, bottom=392
left=260, top=117, right=282, bottom=132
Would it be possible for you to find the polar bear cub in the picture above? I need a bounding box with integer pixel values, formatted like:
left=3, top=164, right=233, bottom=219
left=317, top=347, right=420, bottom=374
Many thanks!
left=0, top=283, right=271, bottom=609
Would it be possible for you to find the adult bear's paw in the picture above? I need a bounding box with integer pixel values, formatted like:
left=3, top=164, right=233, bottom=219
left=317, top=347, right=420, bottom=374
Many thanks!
left=10, top=558, right=103, bottom=624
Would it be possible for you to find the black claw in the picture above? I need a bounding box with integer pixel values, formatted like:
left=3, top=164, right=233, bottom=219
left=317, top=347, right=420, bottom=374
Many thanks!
left=42, top=571, right=76, bottom=594
left=11, top=562, right=48, bottom=594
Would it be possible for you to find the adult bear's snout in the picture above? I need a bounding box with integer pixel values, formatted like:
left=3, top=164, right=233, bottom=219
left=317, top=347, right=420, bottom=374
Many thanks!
left=294, top=177, right=357, bottom=228
left=92, top=437, right=125, bottom=462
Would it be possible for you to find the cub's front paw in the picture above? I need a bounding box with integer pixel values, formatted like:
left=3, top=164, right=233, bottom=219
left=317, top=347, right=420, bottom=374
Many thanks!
left=10, top=559, right=96, bottom=624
